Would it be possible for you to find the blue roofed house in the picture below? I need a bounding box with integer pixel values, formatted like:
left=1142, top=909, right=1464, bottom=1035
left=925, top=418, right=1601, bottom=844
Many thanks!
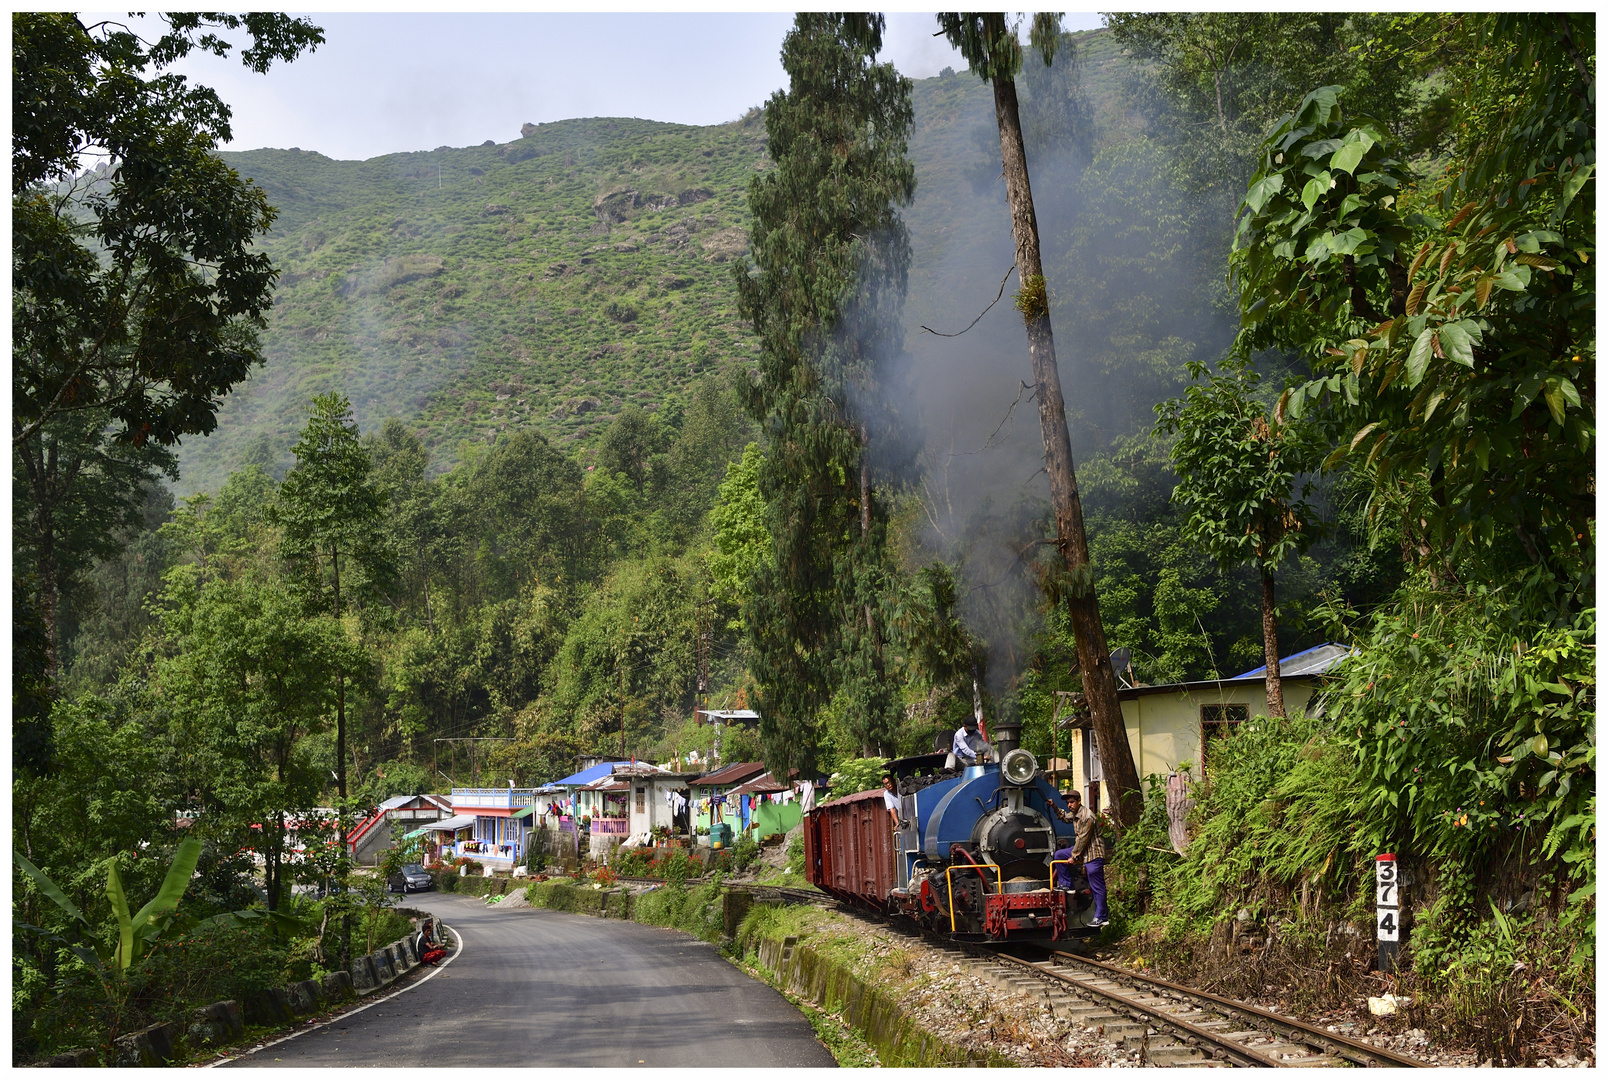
left=1063, top=643, right=1354, bottom=815
left=428, top=785, right=542, bottom=868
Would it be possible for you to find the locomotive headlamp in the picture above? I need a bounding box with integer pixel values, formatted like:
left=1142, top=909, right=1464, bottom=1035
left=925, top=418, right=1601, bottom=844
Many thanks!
left=1001, top=748, right=1038, bottom=785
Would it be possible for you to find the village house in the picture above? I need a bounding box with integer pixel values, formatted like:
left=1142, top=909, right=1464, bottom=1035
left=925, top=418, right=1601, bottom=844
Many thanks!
left=346, top=793, right=452, bottom=864
left=1064, top=643, right=1353, bottom=813
left=688, top=761, right=768, bottom=841
left=425, top=785, right=541, bottom=866
left=726, top=770, right=800, bottom=840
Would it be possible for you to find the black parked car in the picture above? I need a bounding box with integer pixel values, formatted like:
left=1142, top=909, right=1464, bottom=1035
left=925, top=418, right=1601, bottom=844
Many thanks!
left=388, top=863, right=433, bottom=893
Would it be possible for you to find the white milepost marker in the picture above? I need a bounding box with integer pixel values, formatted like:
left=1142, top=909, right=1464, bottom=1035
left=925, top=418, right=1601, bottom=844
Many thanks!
left=1375, top=853, right=1400, bottom=973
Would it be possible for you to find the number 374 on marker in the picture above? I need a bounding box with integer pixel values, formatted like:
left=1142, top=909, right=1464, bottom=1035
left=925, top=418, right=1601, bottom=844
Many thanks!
left=1375, top=856, right=1399, bottom=942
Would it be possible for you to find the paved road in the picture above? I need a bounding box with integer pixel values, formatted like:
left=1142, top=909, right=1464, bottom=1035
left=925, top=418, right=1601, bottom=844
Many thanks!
left=226, top=891, right=835, bottom=1067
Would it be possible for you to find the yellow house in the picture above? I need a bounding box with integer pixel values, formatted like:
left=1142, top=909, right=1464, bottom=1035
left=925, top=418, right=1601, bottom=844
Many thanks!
left=1064, top=644, right=1352, bottom=815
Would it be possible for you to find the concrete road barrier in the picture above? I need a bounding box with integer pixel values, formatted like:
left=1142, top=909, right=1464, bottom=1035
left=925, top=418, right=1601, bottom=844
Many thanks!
left=48, top=1047, right=100, bottom=1067
left=322, top=970, right=355, bottom=1003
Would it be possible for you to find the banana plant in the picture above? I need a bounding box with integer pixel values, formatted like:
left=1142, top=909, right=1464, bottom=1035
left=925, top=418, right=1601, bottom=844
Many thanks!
left=15, top=837, right=204, bottom=971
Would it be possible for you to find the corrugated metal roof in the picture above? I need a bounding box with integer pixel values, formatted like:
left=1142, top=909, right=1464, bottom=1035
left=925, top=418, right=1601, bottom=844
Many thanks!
left=1110, top=642, right=1355, bottom=703
left=689, top=761, right=767, bottom=787
left=421, top=814, right=477, bottom=832
left=1232, top=642, right=1354, bottom=679
left=816, top=786, right=888, bottom=812
left=728, top=772, right=790, bottom=797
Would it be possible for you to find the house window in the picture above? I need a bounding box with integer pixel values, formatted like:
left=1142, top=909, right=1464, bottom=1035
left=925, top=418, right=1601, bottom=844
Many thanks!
left=636, top=787, right=645, bottom=813
left=1201, top=704, right=1249, bottom=773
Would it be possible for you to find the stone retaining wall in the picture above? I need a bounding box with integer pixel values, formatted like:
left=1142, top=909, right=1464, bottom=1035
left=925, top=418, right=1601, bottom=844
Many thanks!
left=752, top=935, right=1007, bottom=1067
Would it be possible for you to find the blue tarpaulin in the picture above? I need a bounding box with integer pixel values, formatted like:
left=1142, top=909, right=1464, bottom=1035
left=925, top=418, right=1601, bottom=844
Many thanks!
left=550, top=761, right=623, bottom=788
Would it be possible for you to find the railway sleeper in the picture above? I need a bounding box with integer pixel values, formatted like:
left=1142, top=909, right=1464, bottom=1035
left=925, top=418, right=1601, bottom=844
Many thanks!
left=1145, top=1042, right=1227, bottom=1068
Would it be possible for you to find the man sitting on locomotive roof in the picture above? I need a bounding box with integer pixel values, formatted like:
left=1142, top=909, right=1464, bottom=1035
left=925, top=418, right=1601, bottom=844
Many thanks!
left=1053, top=790, right=1109, bottom=927
left=950, top=717, right=992, bottom=766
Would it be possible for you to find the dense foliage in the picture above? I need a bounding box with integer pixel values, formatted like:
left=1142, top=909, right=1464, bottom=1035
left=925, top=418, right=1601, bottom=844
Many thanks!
left=1111, top=15, right=1594, bottom=1060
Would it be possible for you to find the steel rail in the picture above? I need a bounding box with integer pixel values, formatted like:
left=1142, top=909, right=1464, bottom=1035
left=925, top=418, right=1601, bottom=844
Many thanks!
left=1029, top=947, right=1427, bottom=1068
left=977, top=945, right=1311, bottom=1067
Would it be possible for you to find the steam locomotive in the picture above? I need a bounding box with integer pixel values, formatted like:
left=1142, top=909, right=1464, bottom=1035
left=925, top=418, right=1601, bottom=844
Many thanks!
left=802, top=723, right=1101, bottom=943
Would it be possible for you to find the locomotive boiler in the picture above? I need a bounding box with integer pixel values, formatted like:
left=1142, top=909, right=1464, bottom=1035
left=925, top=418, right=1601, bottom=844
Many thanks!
left=803, top=720, right=1100, bottom=943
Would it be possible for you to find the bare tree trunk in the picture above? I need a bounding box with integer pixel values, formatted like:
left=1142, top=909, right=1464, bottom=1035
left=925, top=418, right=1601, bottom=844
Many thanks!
left=17, top=434, right=68, bottom=678
left=333, top=550, right=352, bottom=971
left=1261, top=566, right=1286, bottom=719
left=989, top=70, right=1144, bottom=826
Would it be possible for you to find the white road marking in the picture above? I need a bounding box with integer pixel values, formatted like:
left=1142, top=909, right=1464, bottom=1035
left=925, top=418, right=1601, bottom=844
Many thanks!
left=202, top=923, right=462, bottom=1067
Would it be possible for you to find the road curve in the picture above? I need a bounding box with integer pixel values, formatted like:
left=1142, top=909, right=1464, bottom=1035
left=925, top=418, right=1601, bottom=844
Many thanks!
left=225, top=890, right=835, bottom=1068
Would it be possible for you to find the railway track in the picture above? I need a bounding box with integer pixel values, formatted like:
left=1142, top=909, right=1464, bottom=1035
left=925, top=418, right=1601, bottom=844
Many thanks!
left=988, top=946, right=1427, bottom=1068
left=765, top=892, right=1419, bottom=1068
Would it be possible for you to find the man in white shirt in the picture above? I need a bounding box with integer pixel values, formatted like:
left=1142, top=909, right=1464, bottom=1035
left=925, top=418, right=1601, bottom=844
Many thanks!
left=880, top=775, right=900, bottom=826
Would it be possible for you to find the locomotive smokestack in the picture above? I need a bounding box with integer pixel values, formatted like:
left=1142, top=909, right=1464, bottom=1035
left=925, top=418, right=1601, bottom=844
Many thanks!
left=993, top=718, right=1021, bottom=757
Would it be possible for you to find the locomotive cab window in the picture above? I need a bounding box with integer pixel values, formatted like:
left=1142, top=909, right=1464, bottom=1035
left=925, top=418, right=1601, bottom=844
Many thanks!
left=1200, top=704, right=1248, bottom=773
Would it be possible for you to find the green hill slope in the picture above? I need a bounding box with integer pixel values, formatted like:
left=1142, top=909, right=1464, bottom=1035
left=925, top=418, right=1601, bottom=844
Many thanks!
left=180, top=28, right=1129, bottom=494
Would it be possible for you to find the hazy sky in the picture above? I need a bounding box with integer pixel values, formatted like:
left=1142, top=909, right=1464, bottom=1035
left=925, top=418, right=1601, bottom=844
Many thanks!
left=93, top=10, right=1106, bottom=161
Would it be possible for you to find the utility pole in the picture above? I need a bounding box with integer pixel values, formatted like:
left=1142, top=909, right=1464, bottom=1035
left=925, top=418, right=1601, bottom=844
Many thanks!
left=696, top=599, right=713, bottom=700
left=695, top=598, right=713, bottom=757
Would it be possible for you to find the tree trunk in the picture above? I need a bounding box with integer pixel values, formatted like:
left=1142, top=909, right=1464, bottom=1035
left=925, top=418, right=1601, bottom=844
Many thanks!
left=332, top=549, right=352, bottom=971
left=334, top=549, right=347, bottom=821
left=18, top=435, right=60, bottom=677
left=989, top=72, right=1144, bottom=825
left=1260, top=566, right=1286, bottom=719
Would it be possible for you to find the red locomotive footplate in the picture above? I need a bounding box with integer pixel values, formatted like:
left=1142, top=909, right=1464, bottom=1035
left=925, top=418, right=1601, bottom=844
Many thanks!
left=983, top=889, right=1069, bottom=940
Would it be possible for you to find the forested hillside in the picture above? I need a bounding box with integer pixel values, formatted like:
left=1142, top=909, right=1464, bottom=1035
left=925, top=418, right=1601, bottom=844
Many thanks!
left=182, top=116, right=767, bottom=494
left=181, top=28, right=1139, bottom=496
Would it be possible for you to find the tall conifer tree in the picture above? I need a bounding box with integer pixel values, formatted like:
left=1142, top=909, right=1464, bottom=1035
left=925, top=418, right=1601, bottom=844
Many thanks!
left=736, top=13, right=915, bottom=773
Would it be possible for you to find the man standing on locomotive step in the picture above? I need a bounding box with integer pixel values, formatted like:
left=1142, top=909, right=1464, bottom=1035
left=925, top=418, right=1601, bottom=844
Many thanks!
left=1054, top=790, right=1108, bottom=926
left=881, top=774, right=900, bottom=828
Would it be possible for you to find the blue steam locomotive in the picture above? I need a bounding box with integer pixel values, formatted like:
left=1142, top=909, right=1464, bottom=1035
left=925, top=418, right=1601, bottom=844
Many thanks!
left=804, top=724, right=1102, bottom=942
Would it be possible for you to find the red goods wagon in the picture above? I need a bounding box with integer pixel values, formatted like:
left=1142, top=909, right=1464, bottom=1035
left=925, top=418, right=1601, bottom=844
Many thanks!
left=804, top=788, right=898, bottom=911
